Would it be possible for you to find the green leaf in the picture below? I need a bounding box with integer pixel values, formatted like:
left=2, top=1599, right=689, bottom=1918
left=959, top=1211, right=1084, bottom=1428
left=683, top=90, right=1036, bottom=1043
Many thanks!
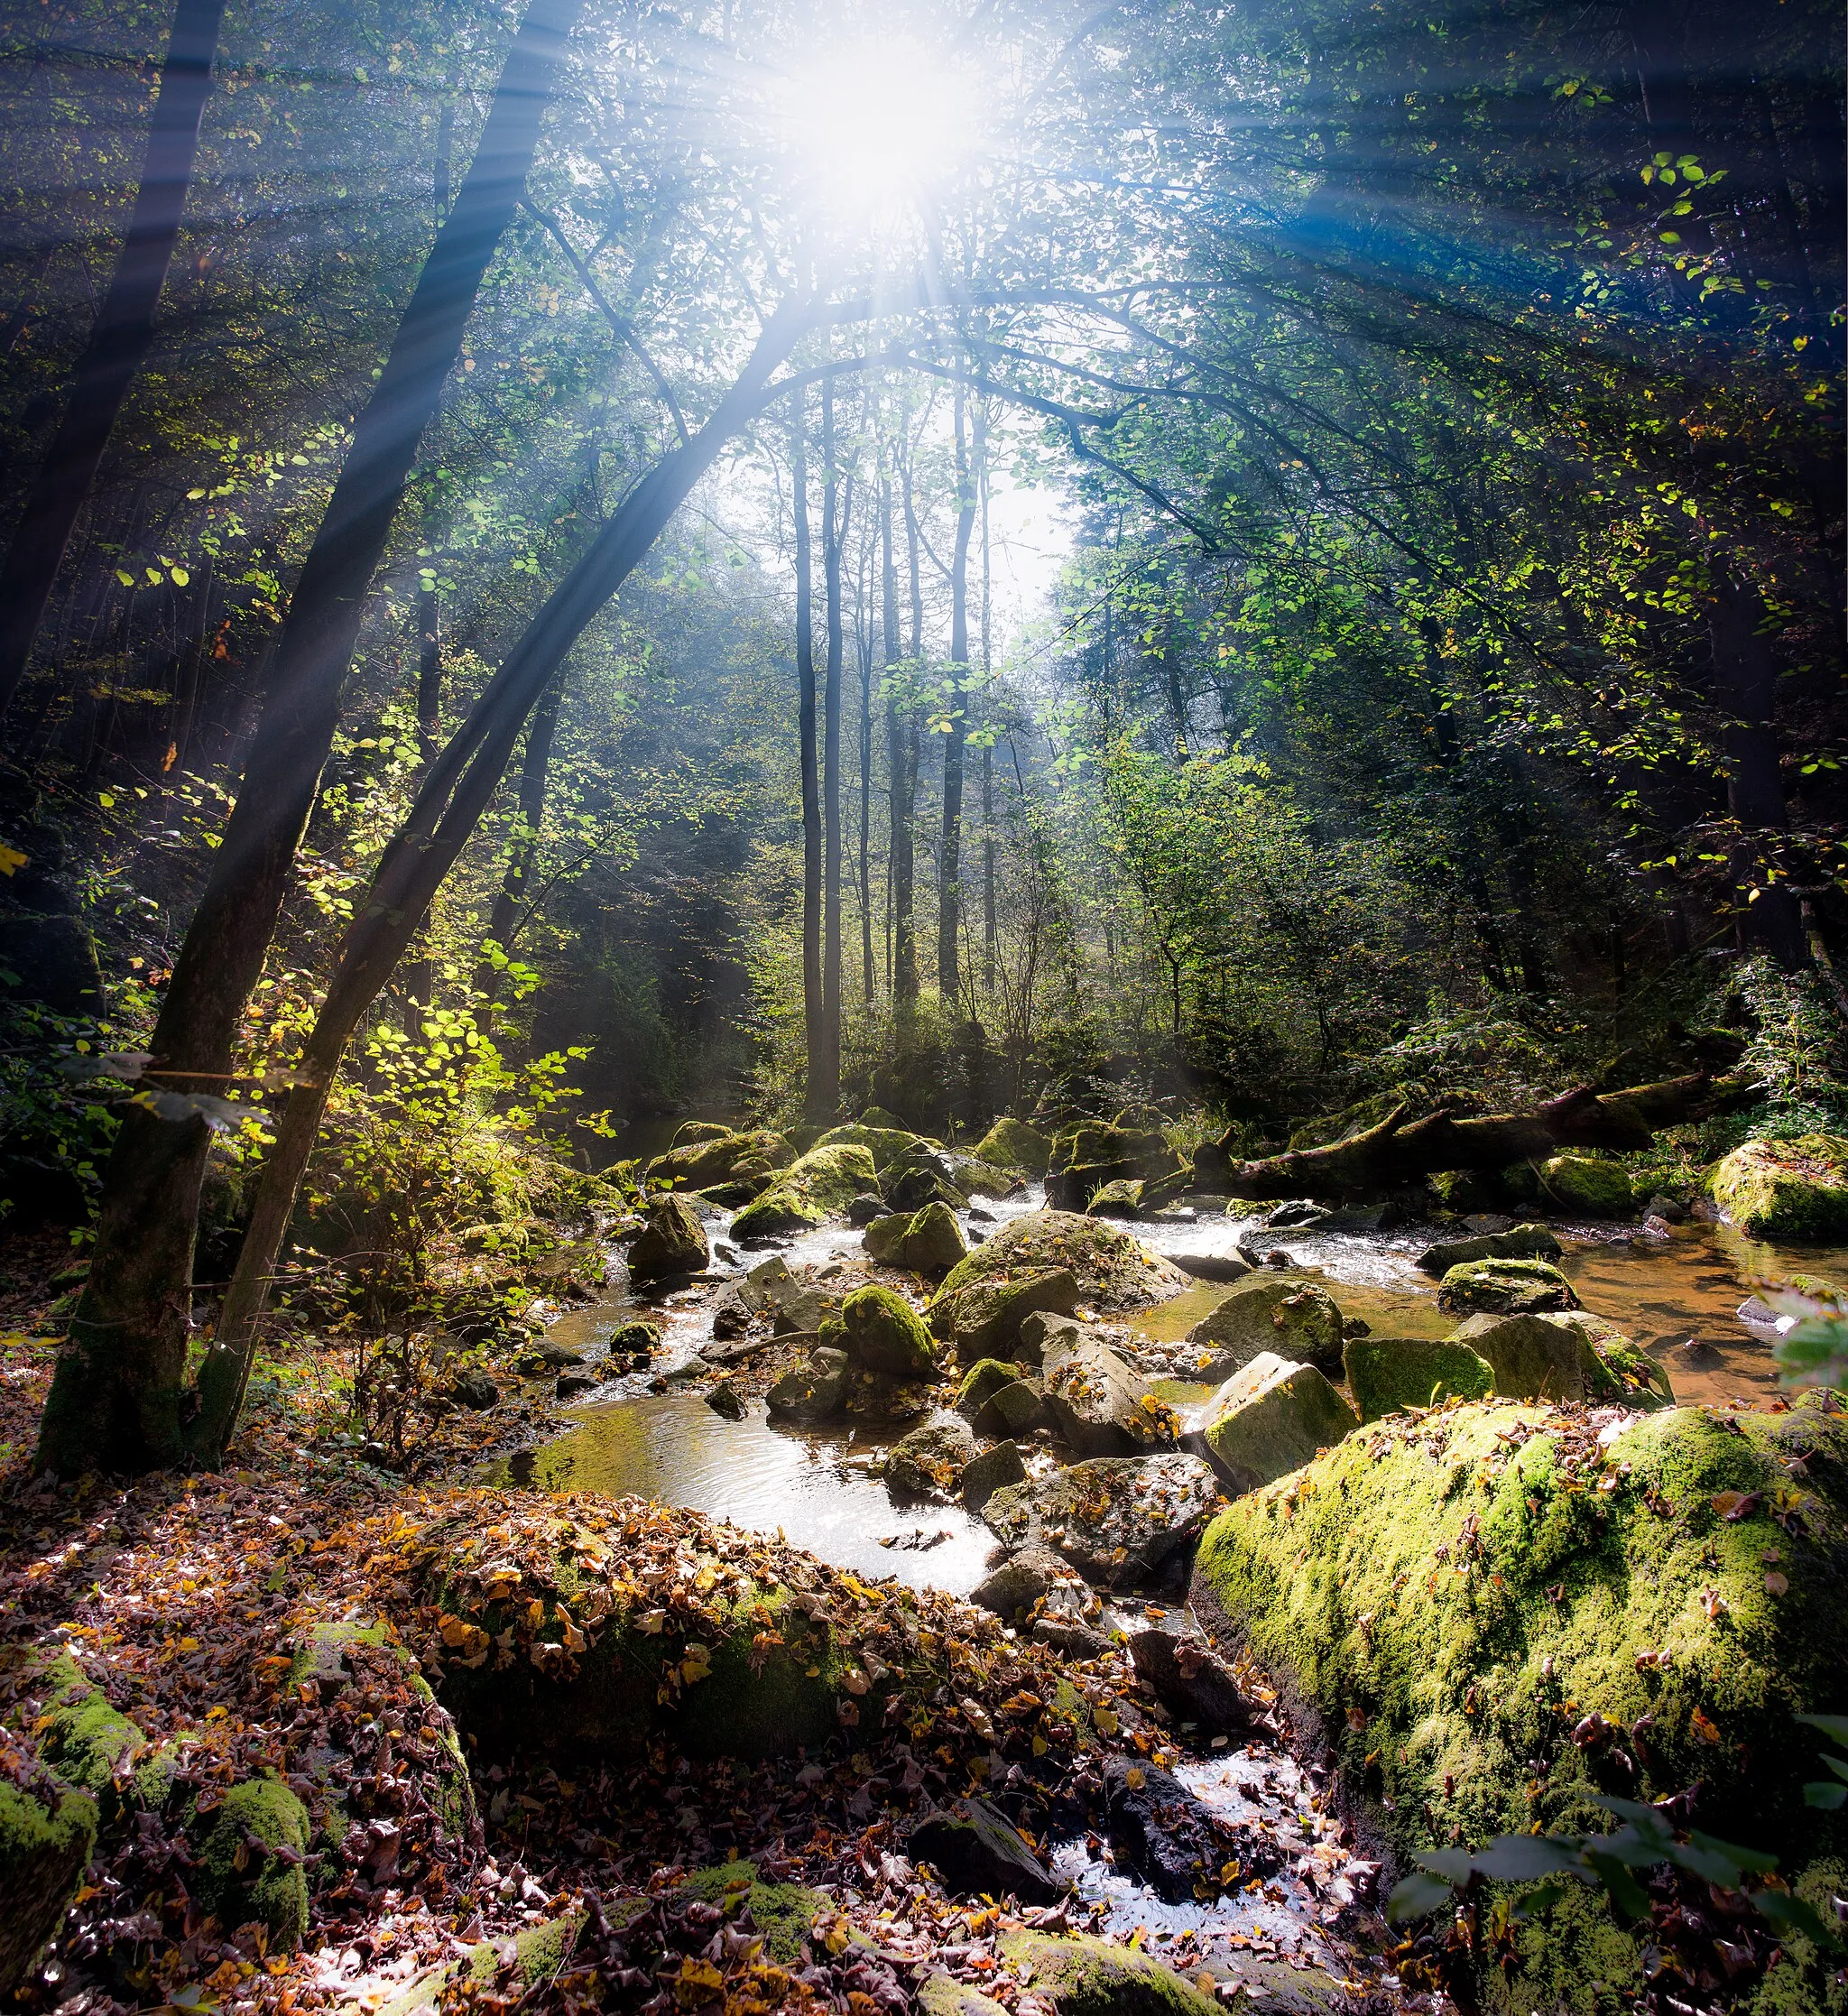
left=1804, top=1781, right=1847, bottom=1809
left=1796, top=1714, right=1848, bottom=1743
left=1470, top=1835, right=1588, bottom=1882
left=1387, top=1871, right=1456, bottom=1922
left=1751, top=1884, right=1844, bottom=1950
left=1580, top=1851, right=1651, bottom=1919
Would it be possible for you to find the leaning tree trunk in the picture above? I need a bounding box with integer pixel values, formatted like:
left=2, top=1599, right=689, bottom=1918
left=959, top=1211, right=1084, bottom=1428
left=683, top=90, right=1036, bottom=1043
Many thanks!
left=0, top=0, right=227, bottom=717
left=1193, top=1072, right=1754, bottom=1202
left=468, top=666, right=566, bottom=1043
left=185, top=301, right=813, bottom=1461
left=34, top=0, right=584, bottom=1479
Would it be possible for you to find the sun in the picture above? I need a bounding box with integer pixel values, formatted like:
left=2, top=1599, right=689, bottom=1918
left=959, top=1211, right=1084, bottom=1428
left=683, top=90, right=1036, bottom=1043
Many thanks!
left=779, top=39, right=978, bottom=220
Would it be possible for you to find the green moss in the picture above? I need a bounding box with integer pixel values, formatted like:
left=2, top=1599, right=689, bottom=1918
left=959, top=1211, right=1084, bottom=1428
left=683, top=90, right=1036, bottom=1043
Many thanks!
left=1185, top=1274, right=1344, bottom=1373
left=956, top=1359, right=1020, bottom=1414
left=677, top=1860, right=828, bottom=1965
left=731, top=1142, right=879, bottom=1237
left=997, top=1930, right=1218, bottom=2016
left=34, top=1651, right=166, bottom=1811
left=195, top=1776, right=310, bottom=1948
left=929, top=1209, right=1184, bottom=1313
left=646, top=1129, right=795, bottom=1189
left=840, top=1284, right=939, bottom=1378
left=1711, top=1134, right=1848, bottom=1241
left=0, top=1777, right=97, bottom=1995
left=971, top=1117, right=1051, bottom=1174
left=1437, top=1256, right=1581, bottom=1315
left=814, top=1123, right=921, bottom=1170
left=1538, top=1152, right=1635, bottom=1218
left=929, top=1267, right=1081, bottom=1359
left=374, top=1910, right=597, bottom=2016
left=862, top=1211, right=914, bottom=1263
left=1344, top=1336, right=1493, bottom=1420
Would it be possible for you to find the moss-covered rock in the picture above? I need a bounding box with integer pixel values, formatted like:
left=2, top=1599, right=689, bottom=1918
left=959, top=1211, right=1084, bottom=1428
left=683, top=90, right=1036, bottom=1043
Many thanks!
left=1344, top=1335, right=1494, bottom=1420
left=901, top=1200, right=968, bottom=1275
left=730, top=1142, right=880, bottom=1238
left=1182, top=1274, right=1344, bottom=1376
left=971, top=1116, right=1051, bottom=1173
left=1539, top=1151, right=1635, bottom=1218
left=885, top=1413, right=976, bottom=1496
left=929, top=1212, right=1185, bottom=1326
left=371, top=1910, right=599, bottom=2016
left=676, top=1859, right=829, bottom=1965
left=1449, top=1311, right=1673, bottom=1410
left=1710, top=1134, right=1848, bottom=1242
left=0, top=1771, right=97, bottom=1995
left=1191, top=1396, right=1848, bottom=2008
left=1437, top=1255, right=1580, bottom=1315
left=997, top=1929, right=1218, bottom=2016
left=956, top=1357, right=1021, bottom=1420
left=1086, top=1178, right=1143, bottom=1218
left=814, top=1122, right=923, bottom=1170
left=1040, top=1326, right=1178, bottom=1455
left=646, top=1128, right=794, bottom=1192
left=32, top=1651, right=174, bottom=1814
left=195, top=1775, right=311, bottom=1947
left=1191, top=1352, right=1359, bottom=1492
left=930, top=1267, right=1082, bottom=1361
left=627, top=1194, right=710, bottom=1280
left=1415, top=1224, right=1561, bottom=1278
left=861, top=1211, right=912, bottom=1263
left=839, top=1284, right=940, bottom=1379
left=1428, top=1165, right=1540, bottom=1213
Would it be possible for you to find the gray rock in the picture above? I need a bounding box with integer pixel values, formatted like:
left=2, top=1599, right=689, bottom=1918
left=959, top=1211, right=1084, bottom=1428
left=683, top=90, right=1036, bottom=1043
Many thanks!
left=765, top=1347, right=850, bottom=1424
left=772, top=1285, right=837, bottom=1335
left=1127, top=1621, right=1252, bottom=1734
left=960, top=1440, right=1027, bottom=1511
left=1183, top=1274, right=1344, bottom=1376
left=1030, top=1614, right=1113, bottom=1660
left=910, top=1797, right=1063, bottom=1904
left=629, top=1194, right=711, bottom=1281
left=902, top=1199, right=969, bottom=1275
left=705, top=1380, right=746, bottom=1420
left=1104, top=1754, right=1234, bottom=1902
left=701, top=1329, right=777, bottom=1369
left=983, top=1377, right=1047, bottom=1438
left=1647, top=1194, right=1690, bottom=1225
left=1040, top=1326, right=1174, bottom=1456
left=1318, top=1201, right=1398, bottom=1233
left=451, top=1372, right=500, bottom=1410
left=1172, top=1253, right=1252, bottom=1283
left=938, top=1268, right=1082, bottom=1363
left=846, top=1193, right=887, bottom=1226
left=555, top=1372, right=600, bottom=1400
left=1449, top=1311, right=1598, bottom=1401
left=709, top=1285, right=753, bottom=1338
left=1415, top=1223, right=1563, bottom=1278
left=970, top=1544, right=1069, bottom=1619
left=736, top=1253, right=794, bottom=1310
left=981, top=1454, right=1222, bottom=1589
left=1187, top=1351, right=1359, bottom=1496
left=885, top=1412, right=977, bottom=1497
left=1264, top=1199, right=1331, bottom=1229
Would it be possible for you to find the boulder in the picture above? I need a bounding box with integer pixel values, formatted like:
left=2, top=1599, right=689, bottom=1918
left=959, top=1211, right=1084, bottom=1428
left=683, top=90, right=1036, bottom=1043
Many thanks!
left=1190, top=1394, right=1848, bottom=2016
left=705, top=1380, right=746, bottom=1420
left=1709, top=1133, right=1848, bottom=1241
left=981, top=1454, right=1222, bottom=1588
left=813, top=1122, right=923, bottom=1170
left=846, top=1192, right=887, bottom=1226
left=920, top=1979, right=1007, bottom=2016
left=1104, top=1754, right=1234, bottom=1903
left=1046, top=1122, right=1181, bottom=1210
left=961, top=1440, right=1027, bottom=1511
left=970, top=1544, right=1071, bottom=1620
left=1539, top=1151, right=1636, bottom=1218
left=1343, top=1335, right=1494, bottom=1420
left=910, top=1797, right=1062, bottom=1904
left=709, top=1285, right=753, bottom=1338
left=956, top=1357, right=1021, bottom=1421
left=882, top=1143, right=969, bottom=1214
left=932, top=1267, right=1083, bottom=1362
left=840, top=1284, right=940, bottom=1380
left=862, top=1211, right=912, bottom=1263
left=765, top=1347, right=850, bottom=1424
left=0, top=1775, right=97, bottom=1995
left=1428, top=1164, right=1541, bottom=1213
left=557, top=1371, right=600, bottom=1400
left=1437, top=1254, right=1580, bottom=1315
left=1171, top=1253, right=1252, bottom=1283
left=1182, top=1274, right=1344, bottom=1377
left=901, top=1199, right=969, bottom=1275
left=628, top=1194, right=710, bottom=1280
left=672, top=1120, right=733, bottom=1145
left=1263, top=1198, right=1330, bottom=1229
left=1086, top=1178, right=1143, bottom=1218
left=451, top=1371, right=500, bottom=1410
left=194, top=1776, right=311, bottom=1947
left=645, top=1128, right=795, bottom=1193
left=982, top=1376, right=1047, bottom=1438
left=1188, top=1352, right=1358, bottom=1494
left=730, top=1142, right=879, bottom=1239
left=860, top=1104, right=910, bottom=1130
left=1414, top=1223, right=1562, bottom=1278
left=971, top=1115, right=1051, bottom=1173
left=736, top=1253, right=794, bottom=1310
left=609, top=1317, right=661, bottom=1354
left=885, top=1413, right=976, bottom=1498
left=995, top=1930, right=1218, bottom=2016
left=929, top=1211, right=1186, bottom=1323
left=1041, top=1327, right=1179, bottom=1455
left=1126, top=1620, right=1252, bottom=1734
left=771, top=1285, right=836, bottom=1334
left=1449, top=1310, right=1674, bottom=1409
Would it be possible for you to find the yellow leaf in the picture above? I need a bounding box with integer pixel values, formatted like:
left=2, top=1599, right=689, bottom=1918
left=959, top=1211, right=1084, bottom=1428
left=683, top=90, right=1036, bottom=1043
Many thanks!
left=0, top=845, right=25, bottom=876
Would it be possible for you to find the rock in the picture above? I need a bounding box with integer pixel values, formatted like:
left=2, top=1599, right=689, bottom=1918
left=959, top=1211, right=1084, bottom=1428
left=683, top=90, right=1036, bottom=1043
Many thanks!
left=1538, top=1151, right=1636, bottom=1218
left=1041, top=1326, right=1179, bottom=1455
left=910, top=1797, right=1063, bottom=1904
left=971, top=1544, right=1072, bottom=1619
left=860, top=1104, right=910, bottom=1130
left=929, top=1210, right=1187, bottom=1318
left=846, top=1192, right=886, bottom=1226
left=1031, top=1615, right=1113, bottom=1659
left=862, top=1211, right=913, bottom=1263
left=1182, top=1274, right=1344, bottom=1377
left=705, top=1380, right=746, bottom=1420
left=0, top=1775, right=97, bottom=1995
left=678, top=1860, right=828, bottom=1965
left=1414, top=1222, right=1563, bottom=1277
left=960, top=1440, right=1027, bottom=1510
left=984, top=1376, right=1048, bottom=1438
left=1450, top=1310, right=1675, bottom=1408
left=882, top=1143, right=970, bottom=1214
left=1437, top=1255, right=1581, bottom=1315
left=556, top=1371, right=600, bottom=1400
left=1190, top=1394, right=1848, bottom=2016
left=982, top=1454, right=1222, bottom=1588
left=709, top=1286, right=753, bottom=1338
left=933, top=1267, right=1083, bottom=1362
left=1343, top=1335, right=1493, bottom=1420
left=1127, top=1619, right=1252, bottom=1734
left=1428, top=1164, right=1540, bottom=1213
left=451, top=1372, right=500, bottom=1410
left=1086, top=1178, right=1144, bottom=1218
left=901, top=1199, right=969, bottom=1275
left=629, top=1194, right=711, bottom=1280
left=1188, top=1352, right=1359, bottom=1494
left=1046, top=1122, right=1182, bottom=1211
left=609, top=1317, right=661, bottom=1354
left=956, top=1357, right=1021, bottom=1422
left=736, top=1254, right=793, bottom=1309
left=194, top=1776, right=311, bottom=1947
left=885, top=1413, right=976, bottom=1497
left=672, top=1120, right=733, bottom=1145
left=1171, top=1253, right=1252, bottom=1283
left=1263, top=1198, right=1330, bottom=1229
left=1709, top=1134, right=1848, bottom=1241
left=771, top=1285, right=836, bottom=1334
left=1104, top=1754, right=1234, bottom=1902
left=840, top=1284, right=940, bottom=1379
left=1319, top=1201, right=1400, bottom=1233
left=971, top=1115, right=1051, bottom=1173
left=813, top=1122, right=924, bottom=1170
left=645, top=1128, right=795, bottom=1193
left=765, top=1347, right=850, bottom=1424
left=1646, top=1193, right=1689, bottom=1224
left=995, top=1930, right=1218, bottom=2016
left=730, top=1142, right=880, bottom=1239
left=1015, top=1308, right=1077, bottom=1366
left=919, top=1976, right=1009, bottom=2016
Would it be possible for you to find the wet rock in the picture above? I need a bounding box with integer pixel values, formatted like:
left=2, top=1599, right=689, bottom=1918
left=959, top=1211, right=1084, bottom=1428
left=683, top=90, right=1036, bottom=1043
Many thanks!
left=1451, top=1310, right=1674, bottom=1408
left=1343, top=1335, right=1493, bottom=1420
left=1041, top=1327, right=1179, bottom=1456
left=882, top=1144, right=969, bottom=1214
left=1538, top=1151, right=1636, bottom=1218
left=984, top=1376, right=1048, bottom=1438
left=972, top=1115, right=1051, bottom=1173
left=1646, top=1193, right=1689, bottom=1225
left=765, top=1347, right=850, bottom=1424
left=705, top=1380, right=746, bottom=1420
left=1046, top=1122, right=1182, bottom=1212
left=1709, top=1133, right=1848, bottom=1241
left=1104, top=1755, right=1234, bottom=1902
left=609, top=1317, right=661, bottom=1354
left=1086, top=1177, right=1144, bottom=1218
left=451, top=1372, right=500, bottom=1410
left=731, top=1142, right=880, bottom=1239
left=840, top=1284, right=941, bottom=1380
left=1188, top=1352, right=1358, bottom=1494
left=910, top=1797, right=1063, bottom=1904
left=861, top=1212, right=913, bottom=1263
left=933, top=1266, right=1083, bottom=1363
left=982, top=1453, right=1221, bottom=1588
left=970, top=1544, right=1070, bottom=1619
left=709, top=1286, right=753, bottom=1338
left=956, top=1357, right=1021, bottom=1422
left=1183, top=1274, right=1344, bottom=1377
left=629, top=1195, right=711, bottom=1281
left=736, top=1253, right=793, bottom=1310
left=1415, top=1222, right=1562, bottom=1277
left=995, top=1930, right=1218, bottom=2016
left=813, top=1122, right=924, bottom=1170
left=960, top=1439, right=1027, bottom=1511
left=1437, top=1256, right=1580, bottom=1315
left=1031, top=1614, right=1112, bottom=1659
left=1172, top=1253, right=1252, bottom=1283
left=772, top=1285, right=837, bottom=1335
left=846, top=1192, right=887, bottom=1226
left=556, top=1371, right=601, bottom=1401
left=1340, top=1314, right=1370, bottom=1338
left=930, top=1210, right=1187, bottom=1318
left=1127, top=1619, right=1252, bottom=1734
left=1319, top=1201, right=1399, bottom=1233
left=1264, top=1198, right=1330, bottom=1229
left=645, top=1128, right=795, bottom=1194
left=885, top=1413, right=976, bottom=1497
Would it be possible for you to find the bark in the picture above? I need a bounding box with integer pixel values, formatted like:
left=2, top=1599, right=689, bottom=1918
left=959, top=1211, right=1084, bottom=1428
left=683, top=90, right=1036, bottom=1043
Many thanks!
left=817, top=376, right=845, bottom=1116
left=883, top=478, right=919, bottom=1010
left=857, top=556, right=876, bottom=1005
left=469, top=667, right=566, bottom=1043
left=416, top=586, right=442, bottom=758
left=938, top=385, right=975, bottom=1005
left=34, top=0, right=583, bottom=1480
left=1197, top=1072, right=1754, bottom=1202
left=187, top=299, right=812, bottom=1462
left=0, top=0, right=227, bottom=717
left=793, top=412, right=825, bottom=1119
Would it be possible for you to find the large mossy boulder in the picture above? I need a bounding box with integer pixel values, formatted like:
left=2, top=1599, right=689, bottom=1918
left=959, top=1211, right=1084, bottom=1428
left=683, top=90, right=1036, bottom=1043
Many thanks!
left=1450, top=1311, right=1674, bottom=1410
left=0, top=1771, right=97, bottom=1995
left=1539, top=1151, right=1636, bottom=1218
left=1710, top=1134, right=1848, bottom=1242
left=931, top=1267, right=1082, bottom=1361
left=1189, top=1351, right=1359, bottom=1493
left=864, top=1199, right=967, bottom=1276
left=729, top=1142, right=879, bottom=1239
left=995, top=1929, right=1218, bottom=2016
left=1192, top=1396, right=1848, bottom=2012
left=645, top=1128, right=794, bottom=1192
left=971, top=1116, right=1051, bottom=1173
left=1343, top=1335, right=1494, bottom=1421
left=839, top=1283, right=940, bottom=1379
left=1415, top=1224, right=1561, bottom=1278
left=1182, top=1273, right=1344, bottom=1376
left=195, top=1775, right=311, bottom=1946
left=1437, top=1255, right=1580, bottom=1315
left=813, top=1122, right=922, bottom=1170
left=627, top=1193, right=710, bottom=1280
left=927, top=1211, right=1186, bottom=1334
left=1046, top=1122, right=1180, bottom=1211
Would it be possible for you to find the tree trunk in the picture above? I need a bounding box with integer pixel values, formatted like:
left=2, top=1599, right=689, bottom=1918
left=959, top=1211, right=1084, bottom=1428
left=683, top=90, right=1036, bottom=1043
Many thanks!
left=883, top=477, right=919, bottom=1011
left=792, top=410, right=826, bottom=1119
left=416, top=586, right=442, bottom=758
left=979, top=407, right=996, bottom=993
left=0, top=0, right=227, bottom=717
left=1196, top=1072, right=1753, bottom=1202
left=470, top=666, right=566, bottom=1043
left=1713, top=576, right=1805, bottom=969
left=818, top=376, right=845, bottom=1117
left=938, top=385, right=975, bottom=1005
left=185, top=300, right=813, bottom=1462
left=33, top=0, right=584, bottom=1481
left=857, top=554, right=876, bottom=1007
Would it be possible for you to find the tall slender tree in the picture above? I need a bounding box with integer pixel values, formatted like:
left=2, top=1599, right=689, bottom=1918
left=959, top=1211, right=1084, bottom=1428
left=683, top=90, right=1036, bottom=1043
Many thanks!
left=817, top=375, right=848, bottom=1116
left=938, top=383, right=976, bottom=1005
left=792, top=407, right=826, bottom=1117
left=883, top=472, right=919, bottom=1010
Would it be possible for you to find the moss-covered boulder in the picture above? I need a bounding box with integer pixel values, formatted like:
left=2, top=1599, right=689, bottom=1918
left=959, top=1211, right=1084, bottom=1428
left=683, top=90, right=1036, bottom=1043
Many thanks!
left=814, top=1122, right=922, bottom=1170
left=1437, top=1255, right=1580, bottom=1315
left=885, top=1413, right=976, bottom=1496
left=902, top=1200, right=968, bottom=1275
left=930, top=1266, right=1082, bottom=1361
left=972, top=1116, right=1051, bottom=1173
left=1450, top=1311, right=1674, bottom=1410
left=32, top=1651, right=175, bottom=1814
left=730, top=1142, right=879, bottom=1239
left=676, top=1860, right=828, bottom=1965
left=1046, top=1123, right=1181, bottom=1211
left=1428, top=1165, right=1540, bottom=1213
left=1710, top=1134, right=1848, bottom=1241
left=1415, top=1224, right=1561, bottom=1278
left=1181, top=1274, right=1344, bottom=1376
left=765, top=1346, right=849, bottom=1423
left=996, top=1929, right=1218, bottom=2016
left=839, top=1284, right=940, bottom=1379
left=956, top=1357, right=1021, bottom=1421
left=627, top=1194, right=709, bottom=1280
left=1190, top=1351, right=1359, bottom=1493
left=195, top=1775, right=311, bottom=1947
left=1086, top=1178, right=1143, bottom=1218
left=0, top=1770, right=96, bottom=1995
left=1539, top=1151, right=1635, bottom=1218
left=983, top=1454, right=1221, bottom=1588
left=928, top=1212, right=1186, bottom=1330
left=646, top=1128, right=794, bottom=1192
left=1344, top=1335, right=1493, bottom=1420
left=1191, top=1396, right=1848, bottom=2009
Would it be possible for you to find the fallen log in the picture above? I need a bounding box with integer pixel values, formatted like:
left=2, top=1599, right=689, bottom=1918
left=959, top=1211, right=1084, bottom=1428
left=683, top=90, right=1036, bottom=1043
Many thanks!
left=1194, top=1071, right=1757, bottom=1203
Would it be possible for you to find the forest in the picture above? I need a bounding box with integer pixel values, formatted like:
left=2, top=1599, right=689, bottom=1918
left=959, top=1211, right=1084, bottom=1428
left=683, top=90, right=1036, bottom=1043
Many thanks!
left=1, top=2, right=1845, bottom=2014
